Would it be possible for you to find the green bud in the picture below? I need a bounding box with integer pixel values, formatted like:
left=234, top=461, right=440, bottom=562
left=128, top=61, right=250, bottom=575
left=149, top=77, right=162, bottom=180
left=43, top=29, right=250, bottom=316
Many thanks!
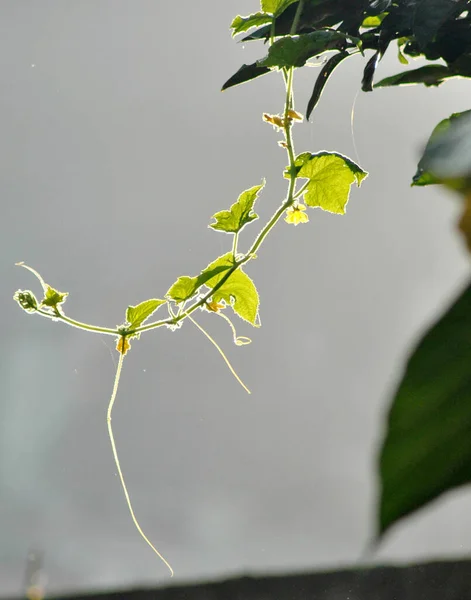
left=13, top=290, right=38, bottom=313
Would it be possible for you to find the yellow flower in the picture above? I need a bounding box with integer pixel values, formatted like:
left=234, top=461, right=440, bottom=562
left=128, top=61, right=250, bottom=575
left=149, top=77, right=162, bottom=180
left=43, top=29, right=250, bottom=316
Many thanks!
left=263, top=113, right=286, bottom=130
left=285, top=204, right=309, bottom=225
left=206, top=300, right=225, bottom=312
left=116, top=336, right=131, bottom=355
left=286, top=109, right=303, bottom=122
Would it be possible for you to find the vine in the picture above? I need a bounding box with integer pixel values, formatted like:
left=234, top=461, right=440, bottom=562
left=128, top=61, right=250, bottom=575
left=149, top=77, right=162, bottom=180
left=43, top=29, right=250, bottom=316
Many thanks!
left=18, top=0, right=469, bottom=576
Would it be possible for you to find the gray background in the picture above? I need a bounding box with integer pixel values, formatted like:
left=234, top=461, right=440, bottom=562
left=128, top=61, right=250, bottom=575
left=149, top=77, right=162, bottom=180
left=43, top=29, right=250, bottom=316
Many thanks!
left=2, top=0, right=471, bottom=596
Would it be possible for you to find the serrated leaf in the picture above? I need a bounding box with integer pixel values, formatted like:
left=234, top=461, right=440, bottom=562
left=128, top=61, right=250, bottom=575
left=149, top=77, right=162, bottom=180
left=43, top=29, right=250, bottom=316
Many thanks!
left=203, top=253, right=259, bottom=326
left=378, top=278, right=471, bottom=539
left=289, top=152, right=367, bottom=214
left=260, top=31, right=350, bottom=69
left=210, top=181, right=264, bottom=234
left=42, top=285, right=68, bottom=308
left=126, top=299, right=166, bottom=330
left=375, top=65, right=456, bottom=88
left=231, top=13, right=272, bottom=36
left=221, top=62, right=271, bottom=91
left=166, top=259, right=233, bottom=304
left=261, top=0, right=298, bottom=17
left=166, top=276, right=201, bottom=304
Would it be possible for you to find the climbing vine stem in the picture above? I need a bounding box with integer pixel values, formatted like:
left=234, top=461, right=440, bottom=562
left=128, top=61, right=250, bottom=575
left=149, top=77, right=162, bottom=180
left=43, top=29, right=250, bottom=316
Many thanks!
left=14, top=1, right=369, bottom=575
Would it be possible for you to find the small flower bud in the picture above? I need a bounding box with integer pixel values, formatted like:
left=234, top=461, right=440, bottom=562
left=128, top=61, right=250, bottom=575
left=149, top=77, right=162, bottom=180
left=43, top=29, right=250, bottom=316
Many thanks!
left=13, top=290, right=38, bottom=313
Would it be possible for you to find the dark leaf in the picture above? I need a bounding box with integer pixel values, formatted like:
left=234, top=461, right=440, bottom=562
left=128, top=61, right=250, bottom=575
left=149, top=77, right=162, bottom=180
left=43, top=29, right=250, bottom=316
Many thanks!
left=367, top=0, right=392, bottom=13
left=362, top=51, right=380, bottom=91
left=375, top=64, right=456, bottom=88
left=260, top=30, right=352, bottom=69
left=242, top=0, right=367, bottom=41
left=413, top=0, right=467, bottom=49
left=306, top=50, right=350, bottom=120
left=221, top=62, right=271, bottom=91
left=378, top=279, right=471, bottom=538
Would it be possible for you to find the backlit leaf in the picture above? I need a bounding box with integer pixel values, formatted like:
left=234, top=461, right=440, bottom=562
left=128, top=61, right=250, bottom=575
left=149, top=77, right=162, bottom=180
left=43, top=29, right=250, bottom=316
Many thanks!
left=288, top=151, right=367, bottom=214
left=166, top=257, right=234, bottom=304
left=260, top=31, right=351, bottom=69
left=42, top=285, right=68, bottom=308
left=261, top=0, right=298, bottom=17
left=203, top=253, right=259, bottom=326
left=210, top=181, right=264, bottom=234
left=126, top=299, right=166, bottom=330
left=231, top=13, right=272, bottom=36
left=375, top=65, right=456, bottom=88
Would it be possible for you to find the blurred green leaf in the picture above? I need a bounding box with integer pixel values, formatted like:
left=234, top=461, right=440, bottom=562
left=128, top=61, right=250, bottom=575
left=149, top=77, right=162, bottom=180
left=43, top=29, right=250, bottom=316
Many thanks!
left=378, top=279, right=471, bottom=538
left=413, top=110, right=471, bottom=187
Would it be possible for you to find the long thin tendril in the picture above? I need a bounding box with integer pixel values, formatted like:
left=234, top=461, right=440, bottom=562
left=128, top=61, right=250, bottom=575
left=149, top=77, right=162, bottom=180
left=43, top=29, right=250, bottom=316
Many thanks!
left=107, top=350, right=174, bottom=576
left=187, top=314, right=251, bottom=394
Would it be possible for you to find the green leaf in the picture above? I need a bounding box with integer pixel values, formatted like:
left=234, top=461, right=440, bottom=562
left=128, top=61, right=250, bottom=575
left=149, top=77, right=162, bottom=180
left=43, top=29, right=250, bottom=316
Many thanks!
left=221, top=62, right=271, bottom=91
left=375, top=65, right=456, bottom=88
left=166, top=276, right=200, bottom=304
left=362, top=15, right=385, bottom=28
left=203, top=254, right=259, bottom=326
left=42, top=285, right=68, bottom=308
left=378, top=279, right=471, bottom=539
left=166, top=259, right=234, bottom=304
left=413, top=110, right=471, bottom=187
left=260, top=31, right=351, bottom=69
left=126, top=299, right=166, bottom=330
left=210, top=181, right=264, bottom=234
left=288, top=152, right=367, bottom=214
left=261, top=0, right=298, bottom=17
left=231, top=13, right=273, bottom=36
left=306, top=50, right=350, bottom=121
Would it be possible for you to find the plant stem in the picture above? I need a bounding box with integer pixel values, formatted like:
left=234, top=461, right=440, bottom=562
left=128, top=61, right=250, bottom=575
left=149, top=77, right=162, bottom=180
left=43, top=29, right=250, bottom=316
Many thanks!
left=135, top=67, right=299, bottom=335
left=232, top=231, right=239, bottom=257
left=29, top=66, right=300, bottom=342
left=291, top=0, right=305, bottom=35
left=36, top=308, right=119, bottom=336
